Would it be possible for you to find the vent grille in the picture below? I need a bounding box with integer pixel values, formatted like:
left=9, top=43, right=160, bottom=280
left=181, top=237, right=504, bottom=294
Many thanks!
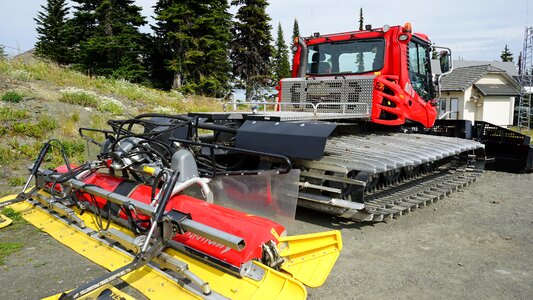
left=280, top=76, right=374, bottom=115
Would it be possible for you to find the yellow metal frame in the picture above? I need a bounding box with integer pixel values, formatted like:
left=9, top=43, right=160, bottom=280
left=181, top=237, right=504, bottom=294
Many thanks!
left=0, top=214, right=12, bottom=228
left=2, top=192, right=341, bottom=299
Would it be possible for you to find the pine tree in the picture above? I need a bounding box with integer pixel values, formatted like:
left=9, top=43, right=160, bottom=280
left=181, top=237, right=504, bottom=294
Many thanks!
left=231, top=0, right=273, bottom=100
left=357, top=8, right=364, bottom=68
left=152, top=0, right=232, bottom=96
left=34, top=0, right=71, bottom=64
left=518, top=52, right=523, bottom=75
left=272, top=23, right=291, bottom=82
left=292, top=19, right=300, bottom=41
left=358, top=8, right=364, bottom=31
left=69, top=0, right=149, bottom=82
left=0, top=44, right=7, bottom=60
left=500, top=45, right=514, bottom=62
left=290, top=18, right=300, bottom=70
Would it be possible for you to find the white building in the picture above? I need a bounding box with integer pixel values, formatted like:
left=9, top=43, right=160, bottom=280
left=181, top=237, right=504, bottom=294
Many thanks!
left=435, top=62, right=521, bottom=127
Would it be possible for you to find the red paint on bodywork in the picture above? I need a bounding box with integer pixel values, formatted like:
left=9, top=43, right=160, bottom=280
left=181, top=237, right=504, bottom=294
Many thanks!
left=70, top=171, right=285, bottom=268
left=288, top=25, right=437, bottom=128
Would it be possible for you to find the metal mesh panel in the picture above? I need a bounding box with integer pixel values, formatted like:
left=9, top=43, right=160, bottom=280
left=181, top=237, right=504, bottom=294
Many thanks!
left=518, top=27, right=533, bottom=130
left=280, top=76, right=374, bottom=116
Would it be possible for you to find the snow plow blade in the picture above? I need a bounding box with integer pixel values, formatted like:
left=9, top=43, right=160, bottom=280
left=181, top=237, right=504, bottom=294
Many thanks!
left=277, top=230, right=342, bottom=287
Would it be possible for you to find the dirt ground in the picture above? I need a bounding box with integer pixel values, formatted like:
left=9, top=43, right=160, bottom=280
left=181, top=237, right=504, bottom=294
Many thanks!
left=1, top=170, right=532, bottom=299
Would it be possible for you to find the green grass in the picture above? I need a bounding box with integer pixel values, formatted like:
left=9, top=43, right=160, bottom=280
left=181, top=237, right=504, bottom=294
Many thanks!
left=0, top=107, right=28, bottom=121
left=7, top=177, right=26, bottom=187
left=11, top=115, right=58, bottom=138
left=1, top=208, right=22, bottom=221
left=1, top=91, right=24, bottom=103
left=0, top=57, right=218, bottom=113
left=0, top=145, right=17, bottom=164
left=59, top=88, right=100, bottom=107
left=0, top=241, right=24, bottom=265
left=96, top=97, right=124, bottom=115
left=59, top=88, right=125, bottom=115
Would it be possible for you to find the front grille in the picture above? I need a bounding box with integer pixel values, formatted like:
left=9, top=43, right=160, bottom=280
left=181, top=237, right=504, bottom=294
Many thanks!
left=280, top=76, right=374, bottom=115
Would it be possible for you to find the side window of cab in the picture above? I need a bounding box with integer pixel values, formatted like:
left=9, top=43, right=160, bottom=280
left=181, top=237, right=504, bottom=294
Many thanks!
left=408, top=41, right=431, bottom=101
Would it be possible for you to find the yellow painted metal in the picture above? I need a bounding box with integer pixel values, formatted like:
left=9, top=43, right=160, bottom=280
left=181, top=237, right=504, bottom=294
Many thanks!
left=0, top=193, right=309, bottom=299
left=43, top=284, right=136, bottom=300
left=0, top=194, right=16, bottom=228
left=0, top=214, right=13, bottom=228
left=277, top=230, right=343, bottom=288
left=1, top=194, right=200, bottom=300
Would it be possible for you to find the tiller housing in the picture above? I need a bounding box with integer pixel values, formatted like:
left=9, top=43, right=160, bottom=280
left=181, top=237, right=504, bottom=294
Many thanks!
left=0, top=115, right=342, bottom=299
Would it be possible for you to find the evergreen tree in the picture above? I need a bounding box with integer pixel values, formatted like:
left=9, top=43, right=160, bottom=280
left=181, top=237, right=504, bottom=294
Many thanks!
left=69, top=0, right=149, bottom=82
left=358, top=8, right=364, bottom=31
left=291, top=18, right=300, bottom=70
left=292, top=18, right=300, bottom=41
left=152, top=0, right=232, bottom=96
left=518, top=52, right=523, bottom=75
left=0, top=44, right=7, bottom=60
left=500, top=45, right=514, bottom=62
left=231, top=0, right=273, bottom=100
left=356, top=8, right=364, bottom=68
left=34, top=0, right=71, bottom=64
left=272, top=23, right=291, bottom=82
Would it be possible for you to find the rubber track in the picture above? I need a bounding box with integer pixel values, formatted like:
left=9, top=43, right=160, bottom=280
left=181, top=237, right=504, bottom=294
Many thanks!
left=360, top=168, right=481, bottom=221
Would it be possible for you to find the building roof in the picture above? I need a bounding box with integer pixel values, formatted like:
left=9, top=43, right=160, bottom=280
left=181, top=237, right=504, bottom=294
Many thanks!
left=431, top=60, right=518, bottom=76
left=439, top=64, right=506, bottom=92
left=452, top=60, right=518, bottom=76
left=474, top=83, right=520, bottom=96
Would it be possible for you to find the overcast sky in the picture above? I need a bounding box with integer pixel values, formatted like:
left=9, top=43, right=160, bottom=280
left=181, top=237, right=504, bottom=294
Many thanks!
left=0, top=0, right=529, bottom=64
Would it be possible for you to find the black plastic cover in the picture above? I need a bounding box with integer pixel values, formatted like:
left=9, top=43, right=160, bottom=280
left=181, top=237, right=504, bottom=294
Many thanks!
left=235, top=120, right=336, bottom=160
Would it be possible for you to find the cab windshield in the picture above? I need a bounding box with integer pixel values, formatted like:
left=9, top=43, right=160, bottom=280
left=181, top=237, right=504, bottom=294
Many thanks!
left=307, top=39, right=385, bottom=75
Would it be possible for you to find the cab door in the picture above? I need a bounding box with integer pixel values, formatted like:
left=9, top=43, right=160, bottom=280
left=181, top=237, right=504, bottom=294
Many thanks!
left=406, top=39, right=436, bottom=126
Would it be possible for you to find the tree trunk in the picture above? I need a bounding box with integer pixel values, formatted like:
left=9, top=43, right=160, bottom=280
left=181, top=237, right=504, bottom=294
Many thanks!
left=245, top=85, right=253, bottom=101
left=172, top=73, right=182, bottom=89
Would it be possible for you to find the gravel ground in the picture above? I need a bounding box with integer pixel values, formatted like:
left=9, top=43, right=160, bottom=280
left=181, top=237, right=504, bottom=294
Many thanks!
left=1, top=171, right=532, bottom=299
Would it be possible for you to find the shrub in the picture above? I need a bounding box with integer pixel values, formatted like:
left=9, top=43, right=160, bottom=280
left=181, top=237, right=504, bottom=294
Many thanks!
left=59, top=87, right=124, bottom=115
left=37, top=115, right=58, bottom=132
left=59, top=87, right=99, bottom=107
left=0, top=146, right=16, bottom=164
left=97, top=96, right=124, bottom=115
left=1, top=91, right=23, bottom=103
left=0, top=107, right=27, bottom=121
left=11, top=115, right=57, bottom=138
left=10, top=69, right=33, bottom=81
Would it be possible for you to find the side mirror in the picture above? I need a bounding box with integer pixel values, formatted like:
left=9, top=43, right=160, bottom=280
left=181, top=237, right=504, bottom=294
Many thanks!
left=433, top=46, right=453, bottom=75
left=432, top=46, right=453, bottom=98
left=439, top=51, right=451, bottom=73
